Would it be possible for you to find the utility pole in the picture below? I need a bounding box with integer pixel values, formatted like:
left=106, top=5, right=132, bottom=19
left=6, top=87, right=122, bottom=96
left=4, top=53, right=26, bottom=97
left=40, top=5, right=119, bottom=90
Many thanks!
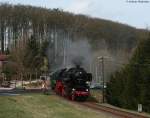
left=54, top=25, right=57, bottom=63
left=63, top=36, right=66, bottom=67
left=98, top=56, right=105, bottom=103
left=95, top=66, right=98, bottom=83
left=101, top=56, right=105, bottom=103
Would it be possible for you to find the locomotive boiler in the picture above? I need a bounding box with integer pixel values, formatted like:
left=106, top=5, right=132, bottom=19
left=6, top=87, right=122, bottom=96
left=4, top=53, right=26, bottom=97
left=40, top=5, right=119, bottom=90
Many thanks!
left=50, top=65, right=92, bottom=101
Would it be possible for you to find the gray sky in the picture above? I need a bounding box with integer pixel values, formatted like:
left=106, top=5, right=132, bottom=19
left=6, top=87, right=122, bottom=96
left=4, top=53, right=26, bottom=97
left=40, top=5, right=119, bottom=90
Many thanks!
left=0, top=0, right=150, bottom=29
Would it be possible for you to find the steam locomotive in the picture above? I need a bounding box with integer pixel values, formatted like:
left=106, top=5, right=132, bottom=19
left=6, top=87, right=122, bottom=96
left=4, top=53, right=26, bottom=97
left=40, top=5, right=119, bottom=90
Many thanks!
left=50, top=65, right=92, bottom=101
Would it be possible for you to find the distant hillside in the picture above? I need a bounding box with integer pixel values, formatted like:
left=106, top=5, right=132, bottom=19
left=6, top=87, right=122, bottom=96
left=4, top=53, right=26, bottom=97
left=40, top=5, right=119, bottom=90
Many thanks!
left=0, top=4, right=147, bottom=51
left=0, top=4, right=148, bottom=80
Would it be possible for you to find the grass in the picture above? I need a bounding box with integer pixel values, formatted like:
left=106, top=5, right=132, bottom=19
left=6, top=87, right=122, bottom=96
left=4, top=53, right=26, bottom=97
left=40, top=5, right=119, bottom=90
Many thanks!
left=0, top=93, right=114, bottom=118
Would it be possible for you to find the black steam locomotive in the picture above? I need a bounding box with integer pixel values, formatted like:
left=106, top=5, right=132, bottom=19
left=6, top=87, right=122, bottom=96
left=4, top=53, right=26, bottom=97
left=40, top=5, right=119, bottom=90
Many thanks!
left=50, top=65, right=92, bottom=101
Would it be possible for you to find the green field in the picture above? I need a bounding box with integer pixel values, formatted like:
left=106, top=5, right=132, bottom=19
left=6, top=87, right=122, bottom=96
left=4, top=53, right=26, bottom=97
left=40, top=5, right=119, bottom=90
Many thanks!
left=0, top=93, right=115, bottom=118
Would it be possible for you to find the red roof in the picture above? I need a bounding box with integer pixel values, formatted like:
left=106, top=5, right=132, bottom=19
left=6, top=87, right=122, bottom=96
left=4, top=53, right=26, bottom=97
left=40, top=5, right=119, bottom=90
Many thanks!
left=0, top=54, right=7, bottom=61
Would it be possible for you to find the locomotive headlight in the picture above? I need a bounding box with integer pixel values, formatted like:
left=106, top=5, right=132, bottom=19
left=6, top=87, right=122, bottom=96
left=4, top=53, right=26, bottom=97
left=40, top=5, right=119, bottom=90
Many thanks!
left=86, top=89, right=89, bottom=92
left=72, top=88, right=75, bottom=91
left=86, top=81, right=89, bottom=84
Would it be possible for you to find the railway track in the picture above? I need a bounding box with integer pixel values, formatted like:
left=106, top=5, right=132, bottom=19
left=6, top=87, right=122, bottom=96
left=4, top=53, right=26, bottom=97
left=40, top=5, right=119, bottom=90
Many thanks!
left=79, top=102, right=150, bottom=118
left=48, top=93, right=150, bottom=118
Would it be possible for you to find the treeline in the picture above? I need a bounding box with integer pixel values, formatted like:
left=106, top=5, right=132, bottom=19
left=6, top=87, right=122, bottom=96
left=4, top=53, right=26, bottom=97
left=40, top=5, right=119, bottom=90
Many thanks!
left=106, top=35, right=150, bottom=113
left=0, top=3, right=146, bottom=54
left=2, top=35, right=49, bottom=81
left=0, top=3, right=148, bottom=82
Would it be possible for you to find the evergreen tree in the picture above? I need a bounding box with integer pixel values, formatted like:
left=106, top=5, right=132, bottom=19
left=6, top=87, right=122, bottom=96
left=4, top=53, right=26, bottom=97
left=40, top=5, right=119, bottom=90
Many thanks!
left=106, top=34, right=150, bottom=112
left=23, top=35, right=42, bottom=71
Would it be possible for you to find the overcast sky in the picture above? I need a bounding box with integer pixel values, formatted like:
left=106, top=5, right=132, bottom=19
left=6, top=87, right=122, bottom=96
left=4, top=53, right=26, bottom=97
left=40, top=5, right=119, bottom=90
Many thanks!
left=0, top=0, right=150, bottom=29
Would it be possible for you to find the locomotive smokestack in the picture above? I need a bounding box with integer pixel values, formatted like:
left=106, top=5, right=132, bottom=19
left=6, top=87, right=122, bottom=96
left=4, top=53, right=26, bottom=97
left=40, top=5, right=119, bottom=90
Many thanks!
left=72, top=56, right=83, bottom=67
left=76, top=64, right=80, bottom=69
